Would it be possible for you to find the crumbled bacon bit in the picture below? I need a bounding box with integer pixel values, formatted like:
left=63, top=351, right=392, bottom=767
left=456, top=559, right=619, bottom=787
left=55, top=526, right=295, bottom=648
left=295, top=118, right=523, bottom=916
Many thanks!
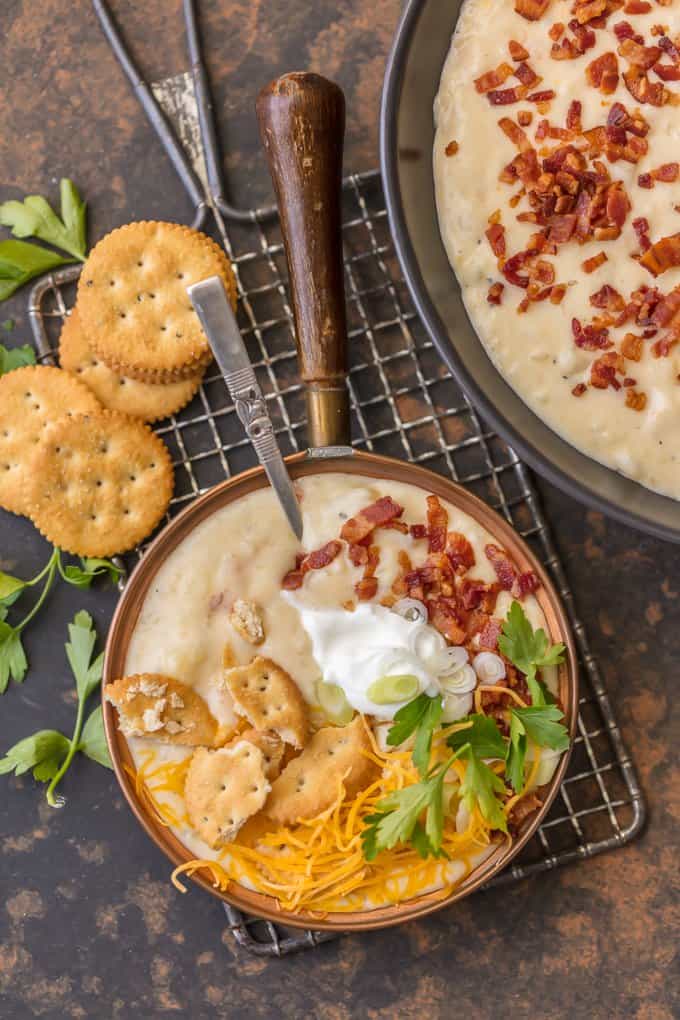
left=618, top=38, right=662, bottom=69
left=488, top=86, right=528, bottom=105
left=640, top=232, right=680, bottom=276
left=638, top=172, right=654, bottom=188
left=566, top=100, right=583, bottom=131
left=515, top=0, right=551, bottom=20
left=624, top=0, right=652, bottom=11
left=658, top=34, right=680, bottom=62
left=590, top=351, right=625, bottom=389
left=487, top=282, right=505, bottom=304
left=651, top=286, right=680, bottom=327
left=549, top=21, right=565, bottom=40
left=551, top=284, right=568, bottom=304
left=515, top=61, right=542, bottom=86
left=429, top=598, right=467, bottom=645
left=621, top=332, right=644, bottom=360
left=614, top=20, right=644, bottom=44
left=409, top=524, right=427, bottom=540
left=476, top=617, right=502, bottom=651
left=475, top=63, right=515, bottom=93
left=426, top=495, right=448, bottom=553
left=498, top=116, right=534, bottom=151
left=633, top=216, right=652, bottom=251
left=340, top=496, right=403, bottom=544
left=572, top=317, right=613, bottom=349
left=282, top=539, right=343, bottom=589
left=509, top=39, right=531, bottom=61
left=652, top=62, right=680, bottom=80
left=625, top=389, right=648, bottom=410
left=518, top=110, right=534, bottom=126
left=355, top=545, right=380, bottom=601
left=623, top=65, right=668, bottom=105
left=652, top=334, right=679, bottom=356
left=582, top=251, right=608, bottom=273
left=572, top=382, right=588, bottom=396
left=447, top=532, right=476, bottom=574
left=652, top=162, right=679, bottom=181
left=586, top=51, right=620, bottom=92
left=590, top=284, right=626, bottom=312
left=445, top=140, right=459, bottom=157
left=528, top=89, right=557, bottom=101
left=484, top=544, right=537, bottom=599
left=486, top=222, right=507, bottom=258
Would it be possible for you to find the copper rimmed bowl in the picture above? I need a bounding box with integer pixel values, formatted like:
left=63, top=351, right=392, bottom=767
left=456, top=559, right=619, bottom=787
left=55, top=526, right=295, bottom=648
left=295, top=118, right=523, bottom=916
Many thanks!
left=103, top=450, right=579, bottom=932
left=380, top=0, right=680, bottom=543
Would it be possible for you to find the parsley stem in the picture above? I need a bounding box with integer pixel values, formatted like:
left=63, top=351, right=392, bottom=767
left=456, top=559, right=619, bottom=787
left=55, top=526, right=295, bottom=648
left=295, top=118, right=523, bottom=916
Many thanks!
left=24, top=547, right=60, bottom=588
left=45, top=692, right=86, bottom=808
left=16, top=550, right=59, bottom=632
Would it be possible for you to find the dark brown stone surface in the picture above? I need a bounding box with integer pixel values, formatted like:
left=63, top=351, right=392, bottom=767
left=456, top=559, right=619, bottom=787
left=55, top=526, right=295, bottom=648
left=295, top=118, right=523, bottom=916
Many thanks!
left=0, top=2, right=678, bottom=1018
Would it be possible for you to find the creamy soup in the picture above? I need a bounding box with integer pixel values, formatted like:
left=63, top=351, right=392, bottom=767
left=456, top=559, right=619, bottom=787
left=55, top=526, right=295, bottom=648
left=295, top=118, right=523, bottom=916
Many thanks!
left=123, top=473, right=557, bottom=910
left=434, top=0, right=680, bottom=498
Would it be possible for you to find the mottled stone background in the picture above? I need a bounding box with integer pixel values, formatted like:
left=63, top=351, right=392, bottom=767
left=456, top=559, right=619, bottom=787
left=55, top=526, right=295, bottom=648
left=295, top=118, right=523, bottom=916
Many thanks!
left=0, top=2, right=678, bottom=1018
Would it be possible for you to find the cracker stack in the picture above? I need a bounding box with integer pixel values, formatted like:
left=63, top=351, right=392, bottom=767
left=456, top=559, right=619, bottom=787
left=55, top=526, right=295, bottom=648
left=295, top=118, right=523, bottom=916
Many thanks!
left=0, top=220, right=238, bottom=557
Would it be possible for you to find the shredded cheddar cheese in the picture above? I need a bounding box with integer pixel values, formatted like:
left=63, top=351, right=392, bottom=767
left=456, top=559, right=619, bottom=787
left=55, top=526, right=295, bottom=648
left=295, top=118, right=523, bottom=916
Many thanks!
left=129, top=702, right=547, bottom=914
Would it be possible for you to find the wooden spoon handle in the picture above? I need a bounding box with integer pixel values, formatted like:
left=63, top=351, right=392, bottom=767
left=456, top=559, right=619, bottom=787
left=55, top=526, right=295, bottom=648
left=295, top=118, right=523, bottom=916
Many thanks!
left=257, top=72, right=350, bottom=448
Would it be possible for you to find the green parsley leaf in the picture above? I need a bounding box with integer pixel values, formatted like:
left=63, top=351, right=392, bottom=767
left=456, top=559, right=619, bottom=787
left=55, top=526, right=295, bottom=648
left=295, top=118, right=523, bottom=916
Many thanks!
left=459, top=749, right=508, bottom=834
left=511, top=705, right=570, bottom=753
left=59, top=179, right=87, bottom=259
left=0, top=570, right=27, bottom=606
left=60, top=556, right=123, bottom=590
left=447, top=713, right=507, bottom=760
left=79, top=706, right=112, bottom=770
left=412, top=695, right=443, bottom=777
left=506, top=713, right=527, bottom=794
left=361, top=750, right=464, bottom=861
left=0, top=238, right=73, bottom=302
left=387, top=692, right=444, bottom=777
left=411, top=821, right=448, bottom=861
left=65, top=610, right=102, bottom=702
left=498, top=601, right=565, bottom=705
left=0, top=730, right=70, bottom=781
left=0, top=180, right=87, bottom=261
left=0, top=343, right=36, bottom=376
left=0, top=620, right=28, bottom=692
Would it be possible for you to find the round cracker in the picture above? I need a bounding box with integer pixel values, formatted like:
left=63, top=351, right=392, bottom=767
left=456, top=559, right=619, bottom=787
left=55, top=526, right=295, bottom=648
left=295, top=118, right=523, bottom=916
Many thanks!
left=76, top=221, right=237, bottom=382
left=23, top=410, right=174, bottom=556
left=59, top=307, right=204, bottom=422
left=0, top=365, right=101, bottom=516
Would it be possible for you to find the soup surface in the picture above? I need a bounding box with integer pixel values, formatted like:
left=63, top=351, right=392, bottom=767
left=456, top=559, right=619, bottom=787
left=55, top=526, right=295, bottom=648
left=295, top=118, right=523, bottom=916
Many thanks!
left=434, top=0, right=680, bottom=498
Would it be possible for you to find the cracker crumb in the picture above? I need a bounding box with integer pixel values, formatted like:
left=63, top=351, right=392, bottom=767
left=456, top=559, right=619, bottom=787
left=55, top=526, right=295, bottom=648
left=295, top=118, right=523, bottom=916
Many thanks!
left=229, top=599, right=265, bottom=645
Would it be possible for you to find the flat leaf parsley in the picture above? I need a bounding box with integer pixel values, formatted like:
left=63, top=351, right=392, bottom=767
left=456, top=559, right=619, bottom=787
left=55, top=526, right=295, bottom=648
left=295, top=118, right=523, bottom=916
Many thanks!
left=0, top=611, right=112, bottom=806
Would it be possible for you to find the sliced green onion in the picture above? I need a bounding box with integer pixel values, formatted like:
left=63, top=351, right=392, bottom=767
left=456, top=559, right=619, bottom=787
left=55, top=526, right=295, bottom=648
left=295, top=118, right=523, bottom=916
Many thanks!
left=366, top=673, right=420, bottom=705
left=316, top=680, right=353, bottom=724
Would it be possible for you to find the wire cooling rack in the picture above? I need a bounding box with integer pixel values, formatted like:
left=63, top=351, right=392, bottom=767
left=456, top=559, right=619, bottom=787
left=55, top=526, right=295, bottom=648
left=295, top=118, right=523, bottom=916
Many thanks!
left=28, top=167, right=645, bottom=955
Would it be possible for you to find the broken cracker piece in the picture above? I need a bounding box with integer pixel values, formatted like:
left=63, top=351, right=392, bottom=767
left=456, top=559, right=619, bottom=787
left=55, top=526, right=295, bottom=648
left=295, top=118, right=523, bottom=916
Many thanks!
left=264, top=716, right=376, bottom=826
left=229, top=599, right=265, bottom=645
left=185, top=742, right=270, bottom=848
left=224, top=727, right=284, bottom=780
left=222, top=656, right=308, bottom=748
left=105, top=673, right=222, bottom=747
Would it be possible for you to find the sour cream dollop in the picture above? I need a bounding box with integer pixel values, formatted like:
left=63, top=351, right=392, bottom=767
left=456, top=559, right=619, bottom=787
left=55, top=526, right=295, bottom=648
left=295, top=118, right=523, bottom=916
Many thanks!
left=287, top=599, right=464, bottom=720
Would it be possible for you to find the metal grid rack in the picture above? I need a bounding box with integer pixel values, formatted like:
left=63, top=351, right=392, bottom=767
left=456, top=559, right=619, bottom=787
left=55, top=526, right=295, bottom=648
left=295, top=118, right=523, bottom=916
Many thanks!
left=29, top=167, right=645, bottom=956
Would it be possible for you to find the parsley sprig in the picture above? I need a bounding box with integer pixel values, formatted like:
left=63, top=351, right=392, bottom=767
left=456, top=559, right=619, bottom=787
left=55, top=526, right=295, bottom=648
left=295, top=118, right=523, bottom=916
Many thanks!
left=499, top=600, right=565, bottom=705
left=0, top=342, right=36, bottom=376
left=386, top=692, right=443, bottom=777
left=362, top=746, right=468, bottom=860
left=0, top=611, right=112, bottom=806
left=0, top=179, right=87, bottom=303
left=0, top=549, right=122, bottom=692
